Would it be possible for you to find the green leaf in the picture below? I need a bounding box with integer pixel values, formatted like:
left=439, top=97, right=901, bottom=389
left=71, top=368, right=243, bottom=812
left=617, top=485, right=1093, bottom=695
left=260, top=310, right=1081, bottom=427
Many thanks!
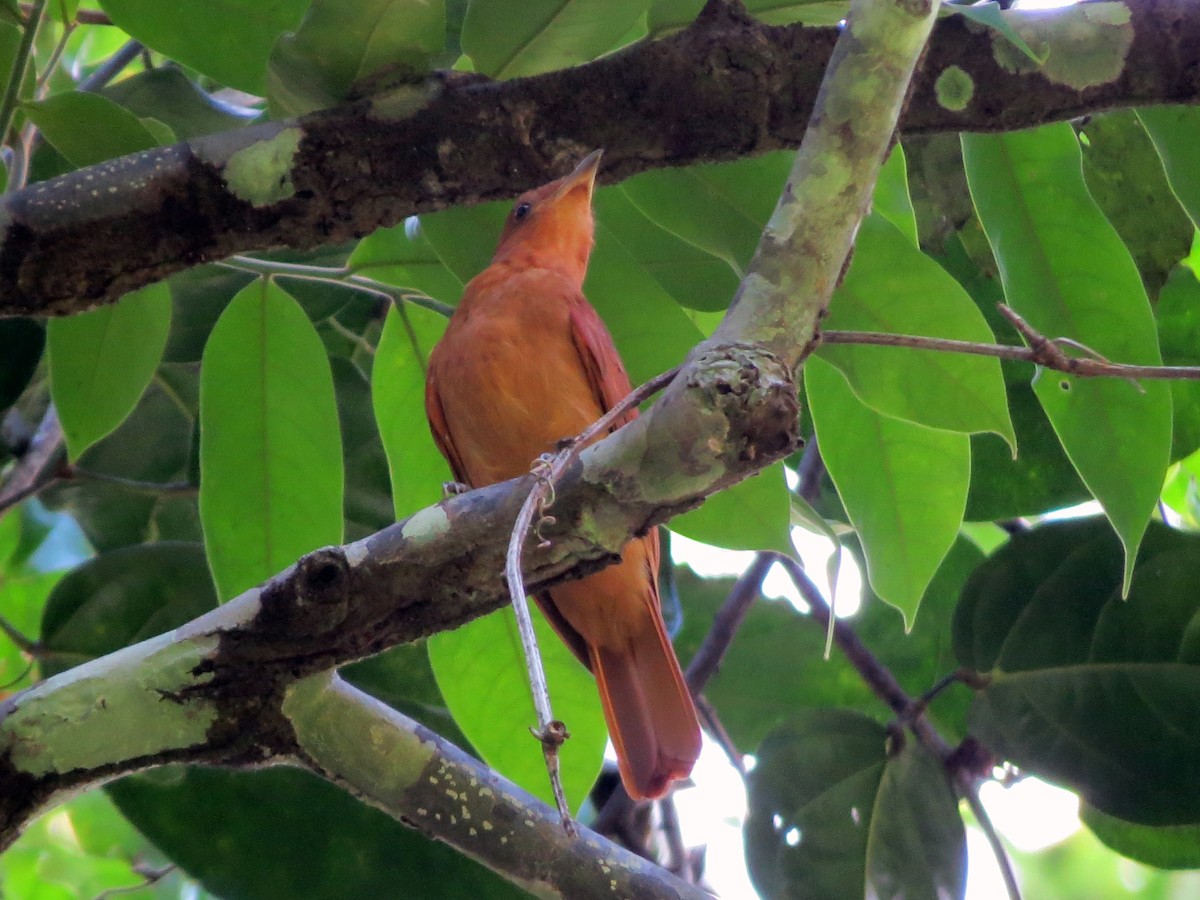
left=963, top=124, right=1172, bottom=593
left=40, top=542, right=217, bottom=677
left=102, top=67, right=255, bottom=140
left=109, top=768, right=524, bottom=900
left=23, top=92, right=166, bottom=168
left=40, top=378, right=196, bottom=552
left=461, top=0, right=647, bottom=78
left=669, top=463, right=791, bottom=552
left=98, top=0, right=311, bottom=95
left=427, top=604, right=607, bottom=811
left=956, top=519, right=1200, bottom=825
left=49, top=282, right=172, bottom=461
left=1157, top=265, right=1200, bottom=461
left=267, top=0, right=445, bottom=116
left=199, top=279, right=344, bottom=601
left=620, top=151, right=791, bottom=275
left=1138, top=105, right=1200, bottom=232
left=874, top=145, right=918, bottom=246
left=372, top=304, right=450, bottom=519
left=350, top=220, right=465, bottom=306
left=0, top=318, right=43, bottom=413
left=943, top=1, right=1043, bottom=63
left=647, top=0, right=847, bottom=35
left=806, top=357, right=968, bottom=626
left=594, top=189, right=739, bottom=312
left=1082, top=804, right=1200, bottom=870
left=331, top=357, right=394, bottom=540
left=817, top=214, right=1014, bottom=445
left=1080, top=110, right=1192, bottom=298
left=745, top=710, right=965, bottom=900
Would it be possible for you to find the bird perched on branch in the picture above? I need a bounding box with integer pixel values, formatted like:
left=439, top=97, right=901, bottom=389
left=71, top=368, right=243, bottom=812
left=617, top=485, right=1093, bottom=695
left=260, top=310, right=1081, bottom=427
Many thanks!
left=425, top=150, right=702, bottom=799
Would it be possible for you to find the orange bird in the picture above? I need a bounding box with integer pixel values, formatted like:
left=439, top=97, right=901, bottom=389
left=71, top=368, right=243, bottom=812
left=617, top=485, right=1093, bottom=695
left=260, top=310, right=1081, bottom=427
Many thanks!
left=425, top=150, right=702, bottom=799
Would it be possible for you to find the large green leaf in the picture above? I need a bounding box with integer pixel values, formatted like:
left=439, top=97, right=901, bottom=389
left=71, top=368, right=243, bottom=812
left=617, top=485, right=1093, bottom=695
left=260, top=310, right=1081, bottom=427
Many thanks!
left=1138, top=105, right=1200, bottom=231
left=647, top=0, right=848, bottom=35
left=817, top=214, right=1014, bottom=444
left=40, top=377, right=196, bottom=552
left=268, top=0, right=445, bottom=116
left=669, top=464, right=791, bottom=552
left=39, top=542, right=217, bottom=677
left=963, top=125, right=1172, bottom=592
left=24, top=92, right=168, bottom=168
left=98, top=0, right=311, bottom=95
left=350, top=220, right=465, bottom=307
left=806, top=357, right=968, bottom=626
left=461, top=0, right=647, bottom=78
left=620, top=151, right=791, bottom=275
left=199, top=279, right=344, bottom=600
left=956, top=518, right=1200, bottom=825
left=1082, top=804, right=1200, bottom=870
left=102, top=67, right=255, bottom=140
left=745, top=710, right=965, bottom=900
left=1079, top=110, right=1192, bottom=298
left=594, top=189, right=739, bottom=312
left=49, top=283, right=172, bottom=461
left=873, top=145, right=918, bottom=246
left=109, top=767, right=522, bottom=900
left=372, top=304, right=450, bottom=519
left=0, top=318, right=43, bottom=413
left=1156, top=265, right=1200, bottom=461
left=427, top=605, right=607, bottom=812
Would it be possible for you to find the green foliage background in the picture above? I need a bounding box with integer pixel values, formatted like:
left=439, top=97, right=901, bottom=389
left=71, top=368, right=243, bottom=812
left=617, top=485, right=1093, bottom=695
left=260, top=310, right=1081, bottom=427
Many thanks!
left=2, top=1, right=1200, bottom=898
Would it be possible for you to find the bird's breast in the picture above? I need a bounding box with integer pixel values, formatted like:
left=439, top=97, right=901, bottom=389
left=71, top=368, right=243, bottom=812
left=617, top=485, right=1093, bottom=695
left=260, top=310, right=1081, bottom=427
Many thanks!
left=433, top=283, right=603, bottom=487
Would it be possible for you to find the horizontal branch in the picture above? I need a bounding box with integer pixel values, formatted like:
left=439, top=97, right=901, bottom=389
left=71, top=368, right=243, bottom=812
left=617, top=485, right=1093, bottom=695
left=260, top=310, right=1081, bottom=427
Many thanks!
left=0, top=0, right=1193, bottom=318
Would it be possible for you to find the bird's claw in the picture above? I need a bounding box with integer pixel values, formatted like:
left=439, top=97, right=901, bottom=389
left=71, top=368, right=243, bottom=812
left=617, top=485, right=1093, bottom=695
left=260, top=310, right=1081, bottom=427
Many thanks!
left=442, top=480, right=471, bottom=498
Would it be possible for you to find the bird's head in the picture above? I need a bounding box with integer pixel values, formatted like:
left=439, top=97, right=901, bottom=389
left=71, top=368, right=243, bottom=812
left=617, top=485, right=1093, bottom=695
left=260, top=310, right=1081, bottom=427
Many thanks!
left=491, top=150, right=602, bottom=284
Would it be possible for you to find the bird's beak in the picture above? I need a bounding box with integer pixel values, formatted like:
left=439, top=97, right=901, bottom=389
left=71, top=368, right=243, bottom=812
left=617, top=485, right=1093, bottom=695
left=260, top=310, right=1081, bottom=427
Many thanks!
left=552, top=149, right=603, bottom=202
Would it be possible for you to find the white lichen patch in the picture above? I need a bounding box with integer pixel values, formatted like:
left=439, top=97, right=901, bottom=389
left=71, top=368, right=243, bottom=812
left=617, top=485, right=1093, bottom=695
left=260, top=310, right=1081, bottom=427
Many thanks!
left=400, top=505, right=452, bottom=546
left=222, top=127, right=303, bottom=206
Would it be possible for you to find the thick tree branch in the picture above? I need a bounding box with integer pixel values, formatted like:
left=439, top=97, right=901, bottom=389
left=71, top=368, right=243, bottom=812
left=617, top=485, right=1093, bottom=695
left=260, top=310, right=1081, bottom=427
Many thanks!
left=0, top=0, right=1194, bottom=318
left=0, top=344, right=799, bottom=850
left=284, top=673, right=711, bottom=900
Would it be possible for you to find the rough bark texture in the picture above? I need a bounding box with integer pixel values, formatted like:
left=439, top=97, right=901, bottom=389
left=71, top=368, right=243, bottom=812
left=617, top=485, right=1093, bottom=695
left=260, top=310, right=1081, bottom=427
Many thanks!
left=0, top=0, right=1194, bottom=318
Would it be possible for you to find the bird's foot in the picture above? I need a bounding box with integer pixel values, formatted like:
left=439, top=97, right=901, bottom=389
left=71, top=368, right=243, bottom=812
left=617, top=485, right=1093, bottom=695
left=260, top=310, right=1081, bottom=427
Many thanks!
left=442, top=480, right=471, bottom=498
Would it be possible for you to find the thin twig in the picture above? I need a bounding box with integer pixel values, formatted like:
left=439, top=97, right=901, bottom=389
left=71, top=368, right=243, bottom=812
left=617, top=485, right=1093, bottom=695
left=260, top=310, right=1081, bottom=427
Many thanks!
left=768, top=552, right=951, bottom=758
left=0, top=406, right=64, bottom=516
left=694, top=693, right=744, bottom=776
left=34, top=21, right=73, bottom=93
left=20, top=3, right=113, bottom=25
left=66, top=468, right=197, bottom=496
left=658, top=793, right=691, bottom=882
left=960, top=777, right=1023, bottom=900
left=220, top=256, right=457, bottom=318
left=0, top=613, right=39, bottom=655
left=0, top=0, right=46, bottom=145
left=77, top=39, right=143, bottom=92
left=821, top=304, right=1200, bottom=381
left=685, top=552, right=774, bottom=694
left=504, top=365, right=681, bottom=832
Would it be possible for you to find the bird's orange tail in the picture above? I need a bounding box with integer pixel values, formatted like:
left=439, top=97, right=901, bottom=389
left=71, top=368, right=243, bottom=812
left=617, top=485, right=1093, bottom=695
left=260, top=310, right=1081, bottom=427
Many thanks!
left=590, top=618, right=702, bottom=800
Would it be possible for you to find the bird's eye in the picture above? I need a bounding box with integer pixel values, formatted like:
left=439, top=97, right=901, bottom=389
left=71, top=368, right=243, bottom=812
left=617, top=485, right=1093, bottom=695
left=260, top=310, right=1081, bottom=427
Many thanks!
left=513, top=202, right=532, bottom=222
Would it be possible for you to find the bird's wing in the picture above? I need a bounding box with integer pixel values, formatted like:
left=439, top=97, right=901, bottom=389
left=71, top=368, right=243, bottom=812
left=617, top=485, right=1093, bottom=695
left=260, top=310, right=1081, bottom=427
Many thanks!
left=424, top=355, right=471, bottom=485
left=568, top=295, right=639, bottom=431
left=566, top=293, right=662, bottom=582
